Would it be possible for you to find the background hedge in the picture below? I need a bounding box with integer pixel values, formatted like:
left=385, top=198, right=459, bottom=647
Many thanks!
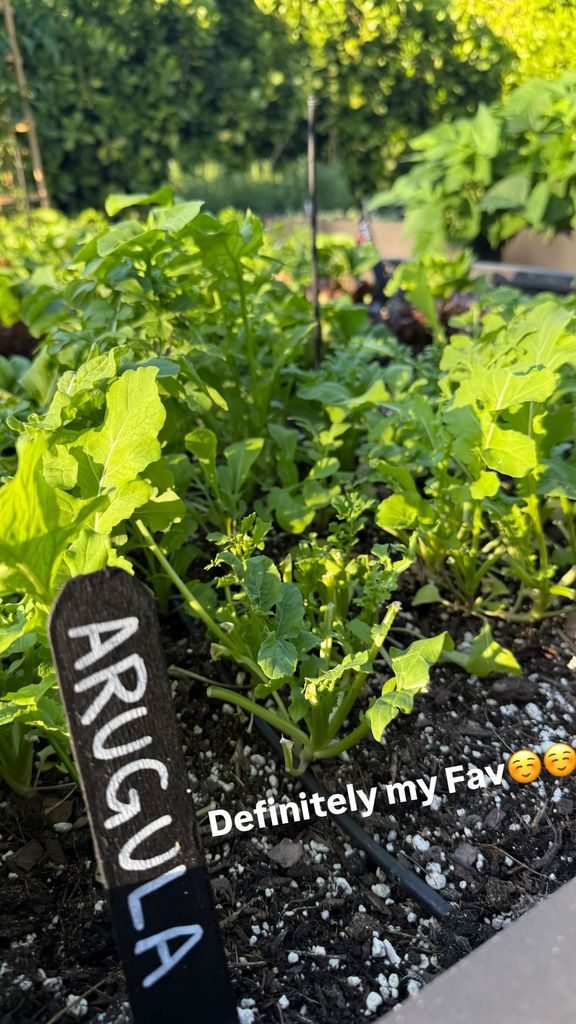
left=1, top=0, right=306, bottom=209
left=2, top=0, right=575, bottom=211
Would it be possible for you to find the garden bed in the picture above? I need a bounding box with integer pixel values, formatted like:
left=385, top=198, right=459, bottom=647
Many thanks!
left=2, top=606, right=575, bottom=1024
left=1, top=197, right=576, bottom=1024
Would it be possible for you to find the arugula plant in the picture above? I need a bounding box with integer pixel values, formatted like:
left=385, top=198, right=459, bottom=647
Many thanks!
left=0, top=207, right=105, bottom=318
left=371, top=298, right=576, bottom=618
left=0, top=202, right=398, bottom=790
left=140, top=506, right=455, bottom=773
left=0, top=199, right=538, bottom=796
left=2, top=195, right=324, bottom=532
left=15, top=194, right=313, bottom=440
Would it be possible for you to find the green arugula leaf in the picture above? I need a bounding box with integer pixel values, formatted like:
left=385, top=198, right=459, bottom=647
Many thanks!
left=220, top=437, right=264, bottom=496
left=443, top=625, right=521, bottom=677
left=186, top=427, right=220, bottom=498
left=275, top=584, right=306, bottom=638
left=376, top=493, right=432, bottom=534
left=82, top=367, right=165, bottom=490
left=470, top=471, right=500, bottom=500
left=244, top=556, right=281, bottom=612
left=390, top=632, right=453, bottom=690
left=366, top=691, right=414, bottom=742
left=258, top=635, right=299, bottom=680
left=104, top=187, right=174, bottom=216
left=482, top=424, right=537, bottom=477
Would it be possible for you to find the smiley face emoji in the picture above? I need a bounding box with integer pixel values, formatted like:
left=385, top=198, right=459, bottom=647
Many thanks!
left=543, top=743, right=576, bottom=778
left=508, top=749, right=542, bottom=784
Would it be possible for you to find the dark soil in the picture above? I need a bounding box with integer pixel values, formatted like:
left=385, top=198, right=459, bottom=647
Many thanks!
left=0, top=323, right=37, bottom=360
left=1, top=610, right=575, bottom=1024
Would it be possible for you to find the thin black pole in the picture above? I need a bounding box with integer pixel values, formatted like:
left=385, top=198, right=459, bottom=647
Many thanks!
left=307, top=93, right=322, bottom=367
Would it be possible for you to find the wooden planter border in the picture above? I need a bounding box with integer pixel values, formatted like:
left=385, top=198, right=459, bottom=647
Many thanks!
left=378, top=876, right=576, bottom=1023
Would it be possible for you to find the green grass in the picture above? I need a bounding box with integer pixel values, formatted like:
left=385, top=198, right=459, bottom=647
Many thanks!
left=168, top=157, right=355, bottom=217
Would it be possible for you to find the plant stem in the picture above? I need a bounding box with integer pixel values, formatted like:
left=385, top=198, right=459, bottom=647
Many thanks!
left=207, top=685, right=309, bottom=747
left=560, top=496, right=576, bottom=564
left=0, top=766, right=34, bottom=798
left=168, top=665, right=218, bottom=687
left=326, top=670, right=367, bottom=743
left=0, top=728, right=34, bottom=796
left=225, top=237, right=255, bottom=381
left=136, top=520, right=271, bottom=683
left=526, top=493, right=548, bottom=575
left=271, top=691, right=292, bottom=722
left=50, top=739, right=78, bottom=784
left=327, top=602, right=400, bottom=742
left=314, top=719, right=369, bottom=759
left=196, top=802, right=216, bottom=818
left=136, top=520, right=231, bottom=646
left=308, top=701, right=329, bottom=752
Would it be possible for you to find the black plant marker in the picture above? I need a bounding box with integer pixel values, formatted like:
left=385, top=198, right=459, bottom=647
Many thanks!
left=49, top=567, right=237, bottom=1024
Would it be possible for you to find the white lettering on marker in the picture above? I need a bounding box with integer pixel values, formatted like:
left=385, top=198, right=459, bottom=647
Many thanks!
left=118, top=816, right=179, bottom=872
left=104, top=758, right=170, bottom=830
left=68, top=618, right=140, bottom=671
left=128, top=865, right=187, bottom=931
left=93, top=707, right=152, bottom=761
left=136, top=925, right=204, bottom=988
left=76, top=653, right=148, bottom=725
left=68, top=614, right=206, bottom=984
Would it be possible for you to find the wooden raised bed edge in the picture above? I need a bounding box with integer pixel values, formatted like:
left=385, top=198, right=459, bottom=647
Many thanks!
left=380, top=875, right=576, bottom=1023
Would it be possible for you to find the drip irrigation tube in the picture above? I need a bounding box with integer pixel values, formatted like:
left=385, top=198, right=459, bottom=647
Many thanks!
left=253, top=716, right=452, bottom=919
left=176, top=606, right=452, bottom=917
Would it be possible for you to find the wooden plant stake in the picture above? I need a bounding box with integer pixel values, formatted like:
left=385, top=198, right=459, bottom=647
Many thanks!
left=2, top=0, right=50, bottom=208
left=49, top=567, right=237, bottom=1024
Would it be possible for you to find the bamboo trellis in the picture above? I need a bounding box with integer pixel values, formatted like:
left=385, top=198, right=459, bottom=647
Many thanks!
left=1, top=0, right=49, bottom=210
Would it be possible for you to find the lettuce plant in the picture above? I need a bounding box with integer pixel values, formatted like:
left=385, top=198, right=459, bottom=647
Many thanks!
left=0, top=362, right=180, bottom=793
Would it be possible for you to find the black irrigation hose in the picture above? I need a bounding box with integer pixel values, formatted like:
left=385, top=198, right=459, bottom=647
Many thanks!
left=253, top=716, right=452, bottom=920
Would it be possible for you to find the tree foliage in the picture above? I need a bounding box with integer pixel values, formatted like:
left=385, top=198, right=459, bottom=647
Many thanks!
left=3, top=0, right=563, bottom=210
left=1, top=0, right=305, bottom=209
left=453, top=0, right=576, bottom=89
left=256, top=0, right=512, bottom=196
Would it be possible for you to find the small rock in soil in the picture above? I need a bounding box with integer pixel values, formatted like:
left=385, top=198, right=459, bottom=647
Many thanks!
left=268, top=838, right=304, bottom=868
left=10, top=840, right=44, bottom=872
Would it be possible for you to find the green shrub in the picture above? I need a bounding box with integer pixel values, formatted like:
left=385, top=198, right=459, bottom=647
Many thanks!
left=370, top=73, right=576, bottom=254
left=169, top=158, right=354, bottom=216
left=0, top=0, right=305, bottom=210
left=1, top=0, right=515, bottom=209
